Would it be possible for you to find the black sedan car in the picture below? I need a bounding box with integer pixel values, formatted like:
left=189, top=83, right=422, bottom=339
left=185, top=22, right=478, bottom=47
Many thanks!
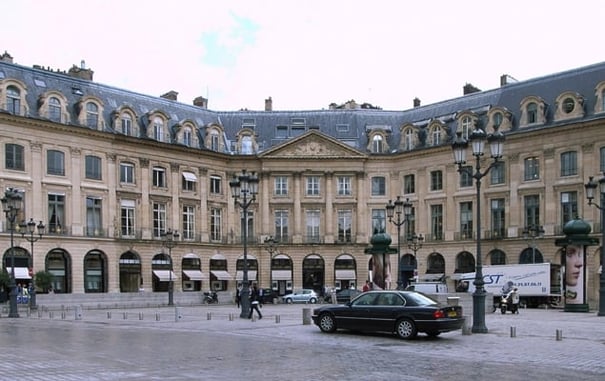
left=312, top=290, right=465, bottom=340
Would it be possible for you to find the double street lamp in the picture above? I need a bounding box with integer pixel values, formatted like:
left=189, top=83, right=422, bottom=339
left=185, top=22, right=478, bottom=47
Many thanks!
left=407, top=233, right=424, bottom=259
left=452, top=122, right=505, bottom=333
left=386, top=196, right=412, bottom=289
left=584, top=173, right=605, bottom=316
left=20, top=218, right=45, bottom=310
left=229, top=169, right=259, bottom=318
left=161, top=229, right=179, bottom=306
left=1, top=188, right=23, bottom=318
left=522, top=225, right=544, bottom=264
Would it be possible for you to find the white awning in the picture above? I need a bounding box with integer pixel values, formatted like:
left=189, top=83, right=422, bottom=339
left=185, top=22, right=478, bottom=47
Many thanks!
left=271, top=270, right=292, bottom=280
left=153, top=270, right=177, bottom=281
left=6, top=267, right=31, bottom=279
left=183, top=270, right=206, bottom=280
left=182, top=172, right=197, bottom=182
left=211, top=270, right=232, bottom=280
left=235, top=270, right=257, bottom=281
left=335, top=269, right=356, bottom=280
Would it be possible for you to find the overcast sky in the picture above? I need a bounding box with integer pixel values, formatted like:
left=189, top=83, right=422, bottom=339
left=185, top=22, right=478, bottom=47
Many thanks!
left=3, top=0, right=604, bottom=111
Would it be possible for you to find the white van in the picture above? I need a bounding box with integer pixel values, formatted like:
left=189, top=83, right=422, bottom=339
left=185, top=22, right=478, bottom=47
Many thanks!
left=405, top=282, right=448, bottom=294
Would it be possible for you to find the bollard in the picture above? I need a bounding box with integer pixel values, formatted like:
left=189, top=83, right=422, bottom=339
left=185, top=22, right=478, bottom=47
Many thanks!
left=75, top=306, right=83, bottom=320
left=155, top=313, right=160, bottom=321
left=510, top=326, right=516, bottom=338
left=556, top=329, right=563, bottom=341
left=302, top=308, right=311, bottom=325
left=251, top=315, right=256, bottom=322
left=139, top=312, right=144, bottom=320
left=229, top=313, right=234, bottom=321
left=462, top=319, right=472, bottom=335
left=175, top=307, right=183, bottom=322
left=275, top=315, right=281, bottom=324
left=207, top=312, right=212, bottom=320
left=37, top=310, right=42, bottom=319
left=107, top=311, right=112, bottom=319
left=123, top=312, right=128, bottom=320
left=61, top=311, right=66, bottom=320
left=49, top=311, right=54, bottom=319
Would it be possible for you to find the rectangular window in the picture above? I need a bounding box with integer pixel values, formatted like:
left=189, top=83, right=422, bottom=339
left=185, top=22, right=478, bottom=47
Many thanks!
left=276, top=126, right=288, bottom=139
left=406, top=206, right=416, bottom=238
left=120, top=200, right=135, bottom=237
left=460, top=201, right=473, bottom=239
left=338, top=176, right=352, bottom=196
left=153, top=202, right=167, bottom=238
left=431, top=204, right=443, bottom=241
left=490, top=198, right=505, bottom=239
left=560, top=151, right=577, bottom=177
left=120, top=162, right=135, bottom=184
left=48, top=194, right=65, bottom=234
left=524, top=195, right=540, bottom=227
left=430, top=170, right=442, bottom=191
left=275, top=210, right=289, bottom=241
left=210, top=208, right=222, bottom=241
left=152, top=167, right=166, bottom=187
left=239, top=210, right=254, bottom=244
left=460, top=166, right=473, bottom=187
left=121, top=116, right=132, bottom=135
left=182, top=205, right=195, bottom=240
left=524, top=157, right=540, bottom=181
left=274, top=176, right=288, bottom=196
left=86, top=196, right=103, bottom=237
left=560, top=191, right=578, bottom=226
left=371, top=176, right=386, bottom=196
left=306, top=176, right=320, bottom=196
left=337, top=210, right=352, bottom=243
left=490, top=162, right=505, bottom=185
left=182, top=172, right=197, bottom=192
left=305, top=210, right=320, bottom=243
left=210, top=133, right=219, bottom=151
left=404, top=174, right=415, bottom=194
left=371, top=209, right=386, bottom=234
left=47, top=149, right=65, bottom=176
left=210, top=176, right=222, bottom=195
left=5, top=143, right=24, bottom=171
left=85, top=155, right=102, bottom=180
left=183, top=130, right=192, bottom=147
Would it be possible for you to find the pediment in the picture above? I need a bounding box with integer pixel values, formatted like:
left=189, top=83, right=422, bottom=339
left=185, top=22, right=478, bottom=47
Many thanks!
left=260, top=131, right=366, bottom=159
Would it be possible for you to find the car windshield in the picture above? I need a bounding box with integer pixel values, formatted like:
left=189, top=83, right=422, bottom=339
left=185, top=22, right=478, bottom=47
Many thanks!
left=403, top=292, right=439, bottom=306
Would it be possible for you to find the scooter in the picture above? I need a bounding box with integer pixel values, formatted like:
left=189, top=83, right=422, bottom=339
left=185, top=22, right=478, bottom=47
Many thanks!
left=203, top=291, right=218, bottom=304
left=500, top=293, right=519, bottom=314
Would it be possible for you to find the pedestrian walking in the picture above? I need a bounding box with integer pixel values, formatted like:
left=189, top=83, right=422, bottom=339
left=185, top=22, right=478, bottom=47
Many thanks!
left=248, top=284, right=262, bottom=319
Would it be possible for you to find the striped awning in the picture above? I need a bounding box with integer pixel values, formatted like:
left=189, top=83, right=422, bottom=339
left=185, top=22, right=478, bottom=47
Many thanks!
left=183, top=270, right=206, bottom=280
left=210, top=270, right=232, bottom=280
left=153, top=270, right=177, bottom=281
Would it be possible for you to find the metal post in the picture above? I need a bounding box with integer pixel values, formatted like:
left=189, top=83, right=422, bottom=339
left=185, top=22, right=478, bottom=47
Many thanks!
left=473, top=155, right=487, bottom=333
left=2, top=189, right=23, bottom=318
left=162, top=229, right=178, bottom=306
left=386, top=197, right=412, bottom=290
left=583, top=174, right=605, bottom=316
left=20, top=218, right=44, bottom=310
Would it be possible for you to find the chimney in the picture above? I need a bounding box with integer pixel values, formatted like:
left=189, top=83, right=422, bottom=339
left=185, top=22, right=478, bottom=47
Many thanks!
left=265, top=97, right=273, bottom=111
left=161, top=91, right=178, bottom=101
left=463, top=83, right=481, bottom=95
left=413, top=97, right=421, bottom=108
left=1, top=51, right=13, bottom=63
left=193, top=96, right=208, bottom=109
left=68, top=63, right=94, bottom=81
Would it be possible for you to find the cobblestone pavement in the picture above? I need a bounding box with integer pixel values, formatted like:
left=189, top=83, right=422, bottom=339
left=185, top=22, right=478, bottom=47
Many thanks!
left=1, top=303, right=604, bottom=380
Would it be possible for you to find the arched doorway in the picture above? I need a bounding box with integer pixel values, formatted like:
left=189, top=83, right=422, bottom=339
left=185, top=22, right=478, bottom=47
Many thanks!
left=455, top=251, right=475, bottom=273
left=271, top=254, right=292, bottom=296
left=182, top=253, right=204, bottom=292
left=84, top=250, right=107, bottom=293
left=3, top=246, right=31, bottom=284
left=209, top=253, right=231, bottom=291
left=423, top=252, right=445, bottom=281
left=488, top=249, right=507, bottom=265
left=119, top=251, right=141, bottom=292
left=45, top=249, right=71, bottom=293
left=151, top=253, right=174, bottom=292
left=334, top=254, right=356, bottom=290
left=236, top=254, right=258, bottom=287
left=302, top=254, right=324, bottom=297
left=519, top=248, right=544, bottom=264
left=400, top=253, right=417, bottom=289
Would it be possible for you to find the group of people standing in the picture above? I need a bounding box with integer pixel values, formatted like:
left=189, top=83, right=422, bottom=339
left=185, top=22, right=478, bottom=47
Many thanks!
left=235, top=283, right=263, bottom=319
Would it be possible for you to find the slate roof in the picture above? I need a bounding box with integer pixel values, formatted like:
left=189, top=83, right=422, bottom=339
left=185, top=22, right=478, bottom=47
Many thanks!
left=2, top=58, right=605, bottom=154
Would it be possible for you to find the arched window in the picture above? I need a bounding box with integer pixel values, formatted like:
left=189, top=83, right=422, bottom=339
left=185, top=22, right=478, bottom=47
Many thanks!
left=120, top=113, right=132, bottom=135
left=86, top=102, right=99, bottom=128
left=527, top=102, right=538, bottom=124
left=49, top=97, right=62, bottom=122
left=6, top=85, right=21, bottom=114
left=404, top=129, right=414, bottom=150
left=183, top=127, right=192, bottom=147
left=241, top=135, right=253, bottom=154
left=153, top=117, right=164, bottom=142
left=461, top=116, right=472, bottom=140
left=372, top=135, right=383, bottom=153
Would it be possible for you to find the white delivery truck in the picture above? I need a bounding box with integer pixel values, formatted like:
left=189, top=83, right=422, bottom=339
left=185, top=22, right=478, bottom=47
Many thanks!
left=457, top=263, right=562, bottom=309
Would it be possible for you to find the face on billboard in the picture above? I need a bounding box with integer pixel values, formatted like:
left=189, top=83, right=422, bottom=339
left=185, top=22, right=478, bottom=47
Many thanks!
left=564, top=245, right=584, bottom=304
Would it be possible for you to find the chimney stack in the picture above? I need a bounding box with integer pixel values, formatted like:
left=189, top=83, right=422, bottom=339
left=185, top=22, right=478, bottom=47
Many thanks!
left=68, top=63, right=94, bottom=81
left=463, top=83, right=481, bottom=95
left=161, top=91, right=178, bottom=101
left=265, top=97, right=273, bottom=111
left=1, top=51, right=13, bottom=63
left=193, top=96, right=208, bottom=109
left=413, top=97, right=421, bottom=108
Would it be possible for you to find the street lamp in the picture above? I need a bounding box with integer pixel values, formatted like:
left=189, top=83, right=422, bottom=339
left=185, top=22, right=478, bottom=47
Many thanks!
left=452, top=122, right=505, bottom=333
left=263, top=235, right=280, bottom=287
left=19, top=218, right=45, bottom=310
left=1, top=188, right=23, bottom=318
left=522, top=225, right=544, bottom=264
left=386, top=196, right=413, bottom=289
left=584, top=173, right=605, bottom=316
left=407, top=233, right=424, bottom=258
left=161, top=228, right=179, bottom=306
left=229, top=169, right=259, bottom=318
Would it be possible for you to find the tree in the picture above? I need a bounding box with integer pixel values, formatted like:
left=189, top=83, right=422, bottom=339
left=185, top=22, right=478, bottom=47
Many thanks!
left=35, top=271, right=54, bottom=293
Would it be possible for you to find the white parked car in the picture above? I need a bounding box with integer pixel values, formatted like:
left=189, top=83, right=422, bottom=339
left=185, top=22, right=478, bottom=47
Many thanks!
left=282, top=289, right=318, bottom=304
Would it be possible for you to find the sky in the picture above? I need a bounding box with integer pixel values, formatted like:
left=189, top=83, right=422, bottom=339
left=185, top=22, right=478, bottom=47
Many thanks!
left=2, top=0, right=604, bottom=112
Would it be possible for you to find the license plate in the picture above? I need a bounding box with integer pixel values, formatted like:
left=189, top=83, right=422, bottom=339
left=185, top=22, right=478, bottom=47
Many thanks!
left=447, top=310, right=458, bottom=318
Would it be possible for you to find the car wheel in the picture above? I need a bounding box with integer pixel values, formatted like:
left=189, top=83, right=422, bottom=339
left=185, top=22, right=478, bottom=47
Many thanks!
left=285, top=298, right=293, bottom=304
left=309, top=297, right=317, bottom=304
left=501, top=306, right=507, bottom=314
left=318, top=313, right=337, bottom=333
left=395, top=318, right=417, bottom=340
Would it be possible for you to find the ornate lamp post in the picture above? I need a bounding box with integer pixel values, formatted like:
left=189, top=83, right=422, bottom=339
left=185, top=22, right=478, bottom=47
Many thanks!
left=20, top=218, right=45, bottom=310
left=407, top=233, right=424, bottom=259
left=452, top=122, right=505, bottom=333
left=584, top=173, right=605, bottom=316
left=1, top=188, right=23, bottom=318
left=161, top=228, right=179, bottom=306
left=263, top=235, right=280, bottom=287
left=229, top=169, right=259, bottom=318
left=522, top=225, right=544, bottom=263
left=386, top=196, right=413, bottom=289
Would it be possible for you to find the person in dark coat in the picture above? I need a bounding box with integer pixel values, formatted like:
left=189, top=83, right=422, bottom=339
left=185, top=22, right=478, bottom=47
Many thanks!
left=248, top=284, right=262, bottom=319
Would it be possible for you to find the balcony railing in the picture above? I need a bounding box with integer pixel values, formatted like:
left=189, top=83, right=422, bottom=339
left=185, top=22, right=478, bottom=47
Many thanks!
left=484, top=229, right=507, bottom=240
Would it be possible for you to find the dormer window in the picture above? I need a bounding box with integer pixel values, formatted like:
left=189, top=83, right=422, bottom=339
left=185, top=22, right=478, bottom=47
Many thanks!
left=183, top=127, right=192, bottom=147
left=554, top=92, right=584, bottom=121
left=372, top=135, right=383, bottom=153
left=7, top=86, right=21, bottom=114
left=520, top=96, right=546, bottom=127
left=153, top=117, right=164, bottom=142
left=492, top=112, right=502, bottom=128
left=527, top=103, right=537, bottom=124
left=461, top=116, right=472, bottom=139
left=121, top=114, right=132, bottom=135
left=49, top=97, right=61, bottom=122
left=86, top=102, right=99, bottom=128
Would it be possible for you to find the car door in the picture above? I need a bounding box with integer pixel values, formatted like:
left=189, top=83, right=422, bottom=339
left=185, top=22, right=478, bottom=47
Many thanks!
left=337, top=292, right=378, bottom=331
left=368, top=292, right=404, bottom=332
